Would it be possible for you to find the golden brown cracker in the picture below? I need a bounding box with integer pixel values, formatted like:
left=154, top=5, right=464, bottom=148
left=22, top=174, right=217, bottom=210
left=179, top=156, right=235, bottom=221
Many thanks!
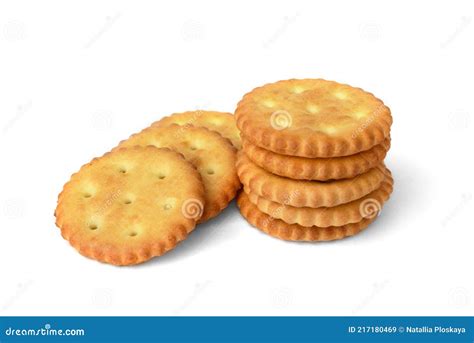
left=55, top=146, right=205, bottom=266
left=237, top=192, right=376, bottom=241
left=242, top=136, right=390, bottom=180
left=235, top=79, right=392, bottom=157
left=115, top=124, right=240, bottom=222
left=152, top=110, right=241, bottom=149
left=236, top=151, right=386, bottom=208
left=245, top=170, right=393, bottom=227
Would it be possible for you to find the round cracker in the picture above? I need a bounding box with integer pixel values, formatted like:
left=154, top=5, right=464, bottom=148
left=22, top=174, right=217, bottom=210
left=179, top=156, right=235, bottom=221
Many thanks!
left=235, top=79, right=392, bottom=158
left=152, top=110, right=241, bottom=149
left=55, top=146, right=205, bottom=266
left=236, top=151, right=387, bottom=208
left=116, top=124, right=240, bottom=222
left=245, top=171, right=393, bottom=227
left=237, top=192, right=376, bottom=242
left=242, top=136, right=390, bottom=181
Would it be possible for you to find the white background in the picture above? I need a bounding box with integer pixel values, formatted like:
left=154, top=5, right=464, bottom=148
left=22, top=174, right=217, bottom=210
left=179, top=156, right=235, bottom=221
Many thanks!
left=1, top=0, right=473, bottom=316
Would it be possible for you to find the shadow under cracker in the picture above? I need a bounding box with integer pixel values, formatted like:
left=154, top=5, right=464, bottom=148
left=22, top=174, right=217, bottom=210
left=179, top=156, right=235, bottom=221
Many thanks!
left=141, top=200, right=239, bottom=267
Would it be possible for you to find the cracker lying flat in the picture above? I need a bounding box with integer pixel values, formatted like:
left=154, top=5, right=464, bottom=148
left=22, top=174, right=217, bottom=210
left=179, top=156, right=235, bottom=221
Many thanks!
left=152, top=110, right=241, bottom=149
left=242, top=137, right=390, bottom=181
left=237, top=192, right=376, bottom=241
left=55, top=146, right=205, bottom=266
left=116, top=124, right=240, bottom=222
left=245, top=170, right=393, bottom=227
left=235, top=79, right=392, bottom=157
left=236, top=151, right=386, bottom=208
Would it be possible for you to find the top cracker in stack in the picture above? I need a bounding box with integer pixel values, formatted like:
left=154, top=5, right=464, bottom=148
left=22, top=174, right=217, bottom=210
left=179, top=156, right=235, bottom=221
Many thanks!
left=234, top=79, right=393, bottom=241
left=236, top=79, right=391, bottom=159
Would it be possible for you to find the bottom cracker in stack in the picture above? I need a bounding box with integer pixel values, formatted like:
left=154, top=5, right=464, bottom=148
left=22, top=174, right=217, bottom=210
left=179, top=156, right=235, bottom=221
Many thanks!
left=236, top=151, right=393, bottom=242
left=237, top=193, right=378, bottom=241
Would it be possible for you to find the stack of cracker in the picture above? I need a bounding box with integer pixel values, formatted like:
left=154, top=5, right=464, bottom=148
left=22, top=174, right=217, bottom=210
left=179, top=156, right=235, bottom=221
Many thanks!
left=234, top=79, right=393, bottom=241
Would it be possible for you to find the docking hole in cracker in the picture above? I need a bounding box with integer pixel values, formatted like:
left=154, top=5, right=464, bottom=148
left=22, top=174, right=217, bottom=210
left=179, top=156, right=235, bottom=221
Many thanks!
left=55, top=146, right=205, bottom=266
left=115, top=124, right=241, bottom=222
left=235, top=79, right=392, bottom=157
